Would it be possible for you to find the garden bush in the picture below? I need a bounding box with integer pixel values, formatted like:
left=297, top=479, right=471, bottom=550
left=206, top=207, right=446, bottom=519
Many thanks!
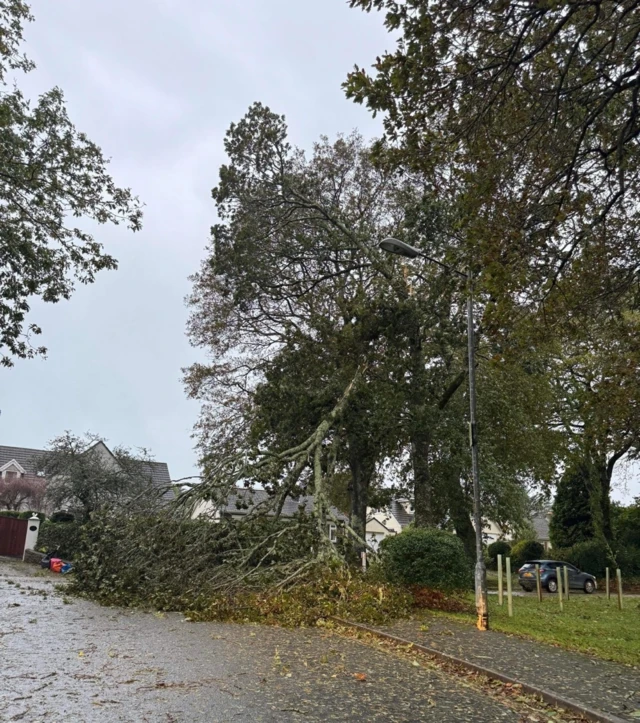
left=0, top=510, right=20, bottom=518
left=380, top=527, right=472, bottom=590
left=37, top=521, right=83, bottom=559
left=487, top=540, right=511, bottom=569
left=510, top=539, right=545, bottom=569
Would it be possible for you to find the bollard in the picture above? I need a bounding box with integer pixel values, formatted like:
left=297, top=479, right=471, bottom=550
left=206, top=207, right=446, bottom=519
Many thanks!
left=617, top=569, right=623, bottom=610
left=557, top=569, right=564, bottom=612
left=497, top=554, right=503, bottom=606
left=606, top=567, right=610, bottom=601
left=506, top=556, right=513, bottom=618
left=22, top=514, right=41, bottom=561
left=564, top=565, right=570, bottom=600
left=535, top=563, right=542, bottom=602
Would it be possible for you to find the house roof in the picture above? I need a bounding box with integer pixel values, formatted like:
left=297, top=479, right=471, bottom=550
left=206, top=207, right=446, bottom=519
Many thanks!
left=221, top=487, right=348, bottom=521
left=390, top=499, right=414, bottom=528
left=0, top=445, right=48, bottom=473
left=0, top=444, right=174, bottom=502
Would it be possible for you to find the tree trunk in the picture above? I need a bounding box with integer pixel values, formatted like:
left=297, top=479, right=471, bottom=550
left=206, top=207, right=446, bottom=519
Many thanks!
left=408, top=317, right=437, bottom=528
left=411, top=431, right=435, bottom=526
left=446, top=474, right=476, bottom=559
left=347, top=449, right=374, bottom=557
left=598, top=462, right=613, bottom=542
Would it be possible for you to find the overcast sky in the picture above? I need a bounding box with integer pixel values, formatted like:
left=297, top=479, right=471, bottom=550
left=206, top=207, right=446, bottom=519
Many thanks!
left=2, top=0, right=388, bottom=481
left=3, top=1, right=637, bottom=502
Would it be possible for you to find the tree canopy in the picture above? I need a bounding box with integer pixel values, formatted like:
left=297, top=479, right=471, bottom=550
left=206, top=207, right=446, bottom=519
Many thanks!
left=184, top=104, right=559, bottom=554
left=0, top=2, right=142, bottom=365
left=345, top=0, right=640, bottom=335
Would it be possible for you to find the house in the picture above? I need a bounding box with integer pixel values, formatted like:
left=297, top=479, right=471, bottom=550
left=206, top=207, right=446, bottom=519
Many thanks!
left=531, top=510, right=552, bottom=551
left=365, top=499, right=553, bottom=551
left=193, top=487, right=349, bottom=541
left=0, top=442, right=174, bottom=510
left=477, top=511, right=553, bottom=550
left=366, top=499, right=414, bottom=550
left=193, top=491, right=413, bottom=549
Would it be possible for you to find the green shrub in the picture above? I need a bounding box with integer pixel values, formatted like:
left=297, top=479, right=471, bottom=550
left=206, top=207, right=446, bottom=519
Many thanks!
left=487, top=540, right=511, bottom=568
left=616, top=546, right=640, bottom=576
left=555, top=539, right=611, bottom=578
left=613, top=501, right=640, bottom=549
left=0, top=510, right=20, bottom=518
left=380, top=528, right=472, bottom=590
left=50, top=510, right=75, bottom=523
left=510, top=539, right=544, bottom=569
left=37, top=521, right=82, bottom=559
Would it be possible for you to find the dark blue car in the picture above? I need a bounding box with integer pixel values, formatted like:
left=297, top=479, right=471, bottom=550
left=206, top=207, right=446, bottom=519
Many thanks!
left=518, top=559, right=597, bottom=594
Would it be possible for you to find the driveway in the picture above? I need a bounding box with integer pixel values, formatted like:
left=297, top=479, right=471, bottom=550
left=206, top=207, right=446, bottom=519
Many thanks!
left=1, top=558, right=529, bottom=722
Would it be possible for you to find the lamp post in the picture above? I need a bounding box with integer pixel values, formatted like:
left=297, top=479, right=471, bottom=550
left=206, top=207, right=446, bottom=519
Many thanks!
left=379, top=237, right=489, bottom=631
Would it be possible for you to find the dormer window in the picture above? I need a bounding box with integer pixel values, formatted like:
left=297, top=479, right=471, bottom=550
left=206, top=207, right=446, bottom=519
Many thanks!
left=0, top=460, right=26, bottom=478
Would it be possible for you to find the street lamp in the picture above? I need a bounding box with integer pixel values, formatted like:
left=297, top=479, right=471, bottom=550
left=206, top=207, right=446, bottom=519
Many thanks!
left=379, top=237, right=489, bottom=631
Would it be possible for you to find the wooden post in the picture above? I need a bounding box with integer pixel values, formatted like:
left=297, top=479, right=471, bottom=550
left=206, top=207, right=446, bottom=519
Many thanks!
left=497, top=554, right=503, bottom=606
left=557, top=569, right=564, bottom=612
left=564, top=566, right=570, bottom=600
left=617, top=569, right=623, bottom=611
left=506, top=556, right=513, bottom=617
left=535, top=563, right=542, bottom=602
left=606, top=567, right=610, bottom=601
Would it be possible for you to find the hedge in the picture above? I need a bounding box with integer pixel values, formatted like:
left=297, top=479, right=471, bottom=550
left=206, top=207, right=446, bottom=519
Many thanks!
left=18, top=510, right=46, bottom=521
left=380, top=527, right=473, bottom=591
left=552, top=539, right=612, bottom=578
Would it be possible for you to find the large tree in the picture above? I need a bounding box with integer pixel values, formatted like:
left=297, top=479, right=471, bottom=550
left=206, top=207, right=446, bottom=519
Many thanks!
left=0, top=2, right=142, bottom=365
left=41, top=433, right=163, bottom=521
left=185, top=104, right=557, bottom=551
left=549, top=462, right=595, bottom=549
left=0, top=473, right=46, bottom=511
left=345, top=0, right=640, bottom=541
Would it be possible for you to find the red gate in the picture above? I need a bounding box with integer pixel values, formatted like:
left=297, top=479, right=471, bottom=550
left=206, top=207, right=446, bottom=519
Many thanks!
left=0, top=517, right=28, bottom=557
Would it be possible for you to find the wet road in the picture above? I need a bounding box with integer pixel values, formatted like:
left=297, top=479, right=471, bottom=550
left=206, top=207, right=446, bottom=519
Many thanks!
left=0, top=558, right=523, bottom=722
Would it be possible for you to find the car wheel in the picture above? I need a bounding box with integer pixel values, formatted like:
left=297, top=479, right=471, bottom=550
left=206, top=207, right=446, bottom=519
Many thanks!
left=584, top=580, right=595, bottom=594
left=547, top=578, right=558, bottom=593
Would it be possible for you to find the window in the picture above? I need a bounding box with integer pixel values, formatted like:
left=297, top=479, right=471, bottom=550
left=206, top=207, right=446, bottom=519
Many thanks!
left=328, top=523, right=337, bottom=543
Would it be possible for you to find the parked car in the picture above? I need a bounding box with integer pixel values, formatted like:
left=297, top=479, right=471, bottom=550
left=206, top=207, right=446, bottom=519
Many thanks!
left=518, top=560, right=597, bottom=594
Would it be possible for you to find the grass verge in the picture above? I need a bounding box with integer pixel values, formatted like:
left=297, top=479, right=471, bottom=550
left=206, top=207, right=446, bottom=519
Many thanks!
left=445, top=593, right=640, bottom=666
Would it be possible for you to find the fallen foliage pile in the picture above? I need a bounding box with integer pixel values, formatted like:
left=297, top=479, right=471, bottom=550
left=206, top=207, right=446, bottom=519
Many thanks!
left=186, top=568, right=473, bottom=627
left=66, top=510, right=473, bottom=627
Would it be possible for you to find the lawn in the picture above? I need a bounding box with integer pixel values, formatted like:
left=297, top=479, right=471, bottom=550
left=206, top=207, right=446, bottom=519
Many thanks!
left=447, top=593, right=640, bottom=666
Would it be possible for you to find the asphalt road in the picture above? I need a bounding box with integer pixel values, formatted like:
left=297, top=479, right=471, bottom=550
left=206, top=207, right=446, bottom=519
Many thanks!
left=0, top=558, right=526, bottom=722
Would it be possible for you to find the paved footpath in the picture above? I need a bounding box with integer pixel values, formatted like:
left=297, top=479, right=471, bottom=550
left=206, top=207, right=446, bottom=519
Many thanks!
left=0, top=558, right=528, bottom=723
left=371, top=616, right=640, bottom=722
